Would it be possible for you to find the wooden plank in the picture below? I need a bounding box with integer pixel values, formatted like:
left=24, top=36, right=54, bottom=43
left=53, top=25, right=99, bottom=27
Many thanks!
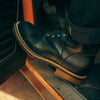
left=20, top=56, right=87, bottom=100
left=0, top=71, right=42, bottom=100
left=30, top=59, right=87, bottom=100
left=22, top=0, right=35, bottom=24
left=20, top=57, right=63, bottom=100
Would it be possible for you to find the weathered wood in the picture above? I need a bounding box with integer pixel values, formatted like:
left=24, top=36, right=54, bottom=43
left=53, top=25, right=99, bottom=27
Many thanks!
left=0, top=71, right=42, bottom=100
left=20, top=57, right=63, bottom=100
left=20, top=56, right=87, bottom=100
left=30, top=60, right=87, bottom=100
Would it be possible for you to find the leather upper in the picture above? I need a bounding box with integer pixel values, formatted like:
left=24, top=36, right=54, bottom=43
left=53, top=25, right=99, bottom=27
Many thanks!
left=17, top=21, right=98, bottom=76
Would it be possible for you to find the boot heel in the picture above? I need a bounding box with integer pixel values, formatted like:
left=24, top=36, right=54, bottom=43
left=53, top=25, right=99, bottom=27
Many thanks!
left=54, top=69, right=84, bottom=84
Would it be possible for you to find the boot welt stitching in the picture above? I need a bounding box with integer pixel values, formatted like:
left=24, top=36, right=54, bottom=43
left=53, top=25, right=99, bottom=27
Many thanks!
left=14, top=22, right=87, bottom=80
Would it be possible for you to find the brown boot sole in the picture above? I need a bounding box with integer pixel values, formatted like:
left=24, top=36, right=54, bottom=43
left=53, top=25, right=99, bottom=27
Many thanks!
left=14, top=22, right=87, bottom=84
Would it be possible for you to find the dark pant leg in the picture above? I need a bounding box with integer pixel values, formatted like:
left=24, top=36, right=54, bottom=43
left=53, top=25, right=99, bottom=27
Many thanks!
left=67, top=0, right=100, bottom=44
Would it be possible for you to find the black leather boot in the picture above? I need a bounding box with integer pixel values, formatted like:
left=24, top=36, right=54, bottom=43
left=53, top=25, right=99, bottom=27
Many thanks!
left=13, top=21, right=99, bottom=84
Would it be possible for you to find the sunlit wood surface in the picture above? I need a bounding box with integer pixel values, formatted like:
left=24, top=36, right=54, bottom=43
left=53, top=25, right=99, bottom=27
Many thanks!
left=20, top=57, right=63, bottom=100
left=20, top=56, right=86, bottom=100
left=0, top=71, right=42, bottom=100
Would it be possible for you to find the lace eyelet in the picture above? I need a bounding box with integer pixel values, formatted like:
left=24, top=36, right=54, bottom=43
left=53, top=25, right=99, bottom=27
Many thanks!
left=63, top=33, right=66, bottom=37
left=51, top=35, right=55, bottom=38
left=46, top=34, right=50, bottom=37
left=57, top=34, right=60, bottom=37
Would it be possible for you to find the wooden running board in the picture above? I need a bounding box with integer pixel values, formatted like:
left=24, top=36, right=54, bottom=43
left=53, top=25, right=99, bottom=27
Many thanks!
left=20, top=56, right=86, bottom=100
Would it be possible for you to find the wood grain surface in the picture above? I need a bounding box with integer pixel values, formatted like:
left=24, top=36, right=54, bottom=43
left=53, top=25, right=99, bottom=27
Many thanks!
left=0, top=71, right=42, bottom=100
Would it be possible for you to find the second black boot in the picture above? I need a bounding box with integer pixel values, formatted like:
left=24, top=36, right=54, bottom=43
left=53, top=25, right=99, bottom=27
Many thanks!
left=13, top=21, right=99, bottom=84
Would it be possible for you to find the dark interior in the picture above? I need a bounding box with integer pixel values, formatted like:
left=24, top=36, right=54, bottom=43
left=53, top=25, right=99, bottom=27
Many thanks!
left=0, top=0, right=26, bottom=85
left=0, top=0, right=99, bottom=99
